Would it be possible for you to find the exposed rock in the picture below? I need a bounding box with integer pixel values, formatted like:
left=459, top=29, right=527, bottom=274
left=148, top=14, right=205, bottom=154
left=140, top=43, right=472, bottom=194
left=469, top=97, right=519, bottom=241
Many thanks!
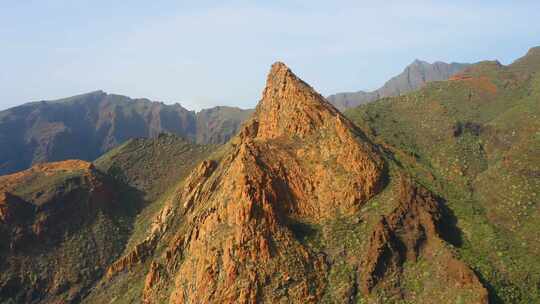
left=89, top=62, right=489, bottom=304
left=180, top=160, right=217, bottom=211
left=105, top=193, right=178, bottom=279
left=138, top=62, right=385, bottom=303
left=105, top=238, right=157, bottom=279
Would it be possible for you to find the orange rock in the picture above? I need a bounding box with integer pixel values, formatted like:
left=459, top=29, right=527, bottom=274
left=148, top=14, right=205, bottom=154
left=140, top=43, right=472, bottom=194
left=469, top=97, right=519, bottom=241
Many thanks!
left=137, top=63, right=486, bottom=304
left=159, top=62, right=384, bottom=303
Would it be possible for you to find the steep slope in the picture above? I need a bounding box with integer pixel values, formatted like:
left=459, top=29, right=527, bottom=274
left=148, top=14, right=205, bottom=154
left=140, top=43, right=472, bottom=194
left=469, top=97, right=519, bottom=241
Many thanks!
left=0, top=92, right=250, bottom=175
left=328, top=60, right=469, bottom=111
left=87, top=63, right=487, bottom=304
left=0, top=160, right=142, bottom=303
left=346, top=46, right=540, bottom=303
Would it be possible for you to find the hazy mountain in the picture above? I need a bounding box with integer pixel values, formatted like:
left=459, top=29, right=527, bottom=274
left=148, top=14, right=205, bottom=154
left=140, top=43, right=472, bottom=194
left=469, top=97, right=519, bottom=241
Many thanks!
left=0, top=91, right=251, bottom=175
left=328, top=60, right=470, bottom=111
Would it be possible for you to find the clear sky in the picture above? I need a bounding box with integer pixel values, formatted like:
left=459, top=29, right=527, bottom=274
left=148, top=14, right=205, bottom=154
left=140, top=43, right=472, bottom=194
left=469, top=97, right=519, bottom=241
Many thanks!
left=2, top=0, right=539, bottom=111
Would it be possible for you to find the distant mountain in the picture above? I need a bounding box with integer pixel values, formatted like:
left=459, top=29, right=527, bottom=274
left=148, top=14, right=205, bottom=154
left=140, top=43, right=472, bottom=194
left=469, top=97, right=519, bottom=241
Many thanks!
left=327, top=60, right=470, bottom=111
left=0, top=91, right=252, bottom=175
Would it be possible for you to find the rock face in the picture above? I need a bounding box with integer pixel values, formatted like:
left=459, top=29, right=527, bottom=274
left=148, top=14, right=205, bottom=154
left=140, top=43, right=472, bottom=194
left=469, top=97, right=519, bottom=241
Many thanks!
left=327, top=60, right=470, bottom=111
left=0, top=92, right=251, bottom=175
left=99, top=62, right=487, bottom=304
left=165, top=63, right=385, bottom=303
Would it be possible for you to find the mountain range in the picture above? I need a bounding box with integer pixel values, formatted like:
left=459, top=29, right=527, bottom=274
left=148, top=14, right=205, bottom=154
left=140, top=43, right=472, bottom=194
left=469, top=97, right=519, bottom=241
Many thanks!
left=0, top=58, right=470, bottom=176
left=0, top=46, right=539, bottom=303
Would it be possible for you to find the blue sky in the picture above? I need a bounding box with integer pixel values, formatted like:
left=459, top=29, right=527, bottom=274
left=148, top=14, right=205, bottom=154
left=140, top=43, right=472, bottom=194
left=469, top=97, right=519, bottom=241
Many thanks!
left=1, top=1, right=539, bottom=111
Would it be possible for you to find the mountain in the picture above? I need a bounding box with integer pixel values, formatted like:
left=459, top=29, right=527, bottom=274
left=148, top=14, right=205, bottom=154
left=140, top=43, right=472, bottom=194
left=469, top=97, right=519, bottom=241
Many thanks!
left=345, top=46, right=540, bottom=303
left=0, top=91, right=251, bottom=175
left=1, top=47, right=539, bottom=304
left=328, top=60, right=470, bottom=111
left=83, top=62, right=487, bottom=304
left=0, top=60, right=466, bottom=176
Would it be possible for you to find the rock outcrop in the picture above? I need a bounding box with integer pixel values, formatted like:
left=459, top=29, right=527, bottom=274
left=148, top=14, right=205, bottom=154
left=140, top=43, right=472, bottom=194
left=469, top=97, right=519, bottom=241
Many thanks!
left=129, top=62, right=385, bottom=303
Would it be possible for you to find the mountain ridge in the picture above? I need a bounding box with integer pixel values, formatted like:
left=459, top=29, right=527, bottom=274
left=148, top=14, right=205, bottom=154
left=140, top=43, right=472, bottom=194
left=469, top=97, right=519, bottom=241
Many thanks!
left=1, top=47, right=539, bottom=303
left=0, top=91, right=252, bottom=175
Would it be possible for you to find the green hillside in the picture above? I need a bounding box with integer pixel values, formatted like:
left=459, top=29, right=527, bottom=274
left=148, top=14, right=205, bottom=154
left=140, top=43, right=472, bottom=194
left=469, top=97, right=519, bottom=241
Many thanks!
left=346, top=47, right=540, bottom=303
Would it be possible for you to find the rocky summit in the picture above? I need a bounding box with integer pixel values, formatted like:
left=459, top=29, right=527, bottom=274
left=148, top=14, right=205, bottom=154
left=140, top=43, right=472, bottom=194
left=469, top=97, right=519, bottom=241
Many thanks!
left=82, top=62, right=488, bottom=304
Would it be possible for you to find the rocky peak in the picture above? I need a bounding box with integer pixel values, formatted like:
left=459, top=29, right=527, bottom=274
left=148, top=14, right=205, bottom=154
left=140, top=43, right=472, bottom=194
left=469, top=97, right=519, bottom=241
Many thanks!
left=97, top=62, right=488, bottom=304
left=125, top=63, right=389, bottom=303
left=260, top=62, right=323, bottom=107
left=244, top=62, right=345, bottom=140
